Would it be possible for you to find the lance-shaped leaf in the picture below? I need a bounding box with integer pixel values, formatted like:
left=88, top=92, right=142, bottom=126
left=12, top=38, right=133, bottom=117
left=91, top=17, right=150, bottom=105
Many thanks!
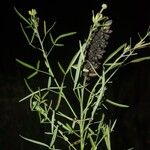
left=20, top=135, right=50, bottom=149
left=50, top=32, right=76, bottom=47
left=16, top=59, right=35, bottom=69
left=50, top=125, right=58, bottom=147
left=103, top=43, right=126, bottom=65
left=14, top=7, right=30, bottom=25
left=128, top=56, right=150, bottom=64
left=106, top=99, right=129, bottom=108
left=27, top=60, right=40, bottom=79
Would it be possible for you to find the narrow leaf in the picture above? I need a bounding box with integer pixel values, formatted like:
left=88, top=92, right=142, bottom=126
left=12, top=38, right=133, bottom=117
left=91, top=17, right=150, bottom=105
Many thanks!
left=111, top=119, right=117, bottom=132
left=104, top=125, right=111, bottom=150
left=16, top=59, right=35, bottom=69
left=20, top=135, right=50, bottom=149
left=14, top=7, right=30, bottom=25
left=129, top=56, right=150, bottom=63
left=44, top=21, right=56, bottom=38
left=51, top=110, right=55, bottom=133
left=36, top=60, right=40, bottom=69
left=42, top=91, right=49, bottom=99
left=27, top=71, right=38, bottom=79
left=55, top=32, right=76, bottom=44
left=91, top=70, right=105, bottom=118
left=47, top=77, right=51, bottom=88
left=89, top=134, right=96, bottom=148
left=49, top=33, right=55, bottom=45
left=104, top=43, right=126, bottom=64
left=50, top=125, right=58, bottom=147
left=24, top=79, right=33, bottom=92
left=44, top=20, right=47, bottom=36
left=57, top=121, right=71, bottom=132
left=106, top=99, right=129, bottom=108
left=57, top=62, right=66, bottom=75
left=55, top=43, right=64, bottom=47
left=66, top=49, right=80, bottom=74
left=73, top=42, right=85, bottom=89
left=20, top=23, right=31, bottom=44
left=104, top=62, right=122, bottom=67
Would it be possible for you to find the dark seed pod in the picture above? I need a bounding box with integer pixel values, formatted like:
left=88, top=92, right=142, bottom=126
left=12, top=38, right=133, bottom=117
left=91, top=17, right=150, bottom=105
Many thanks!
left=83, top=19, right=112, bottom=80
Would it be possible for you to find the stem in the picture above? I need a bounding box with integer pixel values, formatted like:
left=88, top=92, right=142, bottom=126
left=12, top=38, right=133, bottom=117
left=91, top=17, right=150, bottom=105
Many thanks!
left=79, top=78, right=88, bottom=150
left=79, top=89, right=85, bottom=150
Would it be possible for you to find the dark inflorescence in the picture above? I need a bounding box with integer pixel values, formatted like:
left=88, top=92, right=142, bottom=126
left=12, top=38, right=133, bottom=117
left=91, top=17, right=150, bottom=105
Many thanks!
left=83, top=19, right=112, bottom=80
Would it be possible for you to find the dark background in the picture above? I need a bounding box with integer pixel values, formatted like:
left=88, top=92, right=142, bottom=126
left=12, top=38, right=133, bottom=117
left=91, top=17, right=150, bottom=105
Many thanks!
left=0, top=0, right=150, bottom=150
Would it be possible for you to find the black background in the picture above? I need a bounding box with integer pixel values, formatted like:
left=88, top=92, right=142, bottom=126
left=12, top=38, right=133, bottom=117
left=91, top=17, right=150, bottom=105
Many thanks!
left=0, top=0, right=150, bottom=150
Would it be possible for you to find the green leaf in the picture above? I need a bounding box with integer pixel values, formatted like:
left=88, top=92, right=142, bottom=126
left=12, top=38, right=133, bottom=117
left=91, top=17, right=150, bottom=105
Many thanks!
left=57, top=121, right=70, bottom=132
left=103, top=43, right=126, bottom=64
left=43, top=20, right=47, bottom=36
left=36, top=60, right=40, bottom=69
left=51, top=110, right=55, bottom=132
left=91, top=69, right=106, bottom=118
left=103, top=125, right=111, bottom=150
left=20, top=23, right=31, bottom=44
left=20, top=135, right=50, bottom=149
left=43, top=22, right=56, bottom=43
left=47, top=77, right=51, bottom=88
left=66, top=48, right=81, bottom=74
left=54, top=32, right=76, bottom=46
left=50, top=125, right=58, bottom=147
left=27, top=61, right=40, bottom=79
left=24, top=79, right=33, bottom=93
left=57, top=111, right=74, bottom=121
left=55, top=32, right=76, bottom=44
left=14, top=7, right=30, bottom=25
left=58, top=130, right=76, bottom=149
left=128, top=56, right=150, bottom=63
left=42, top=91, right=49, bottom=99
left=57, top=62, right=66, bottom=75
left=50, top=34, right=64, bottom=46
left=16, top=59, right=35, bottom=69
left=50, top=32, right=76, bottom=47
left=104, top=62, right=122, bottom=67
left=73, top=42, right=85, bottom=89
left=106, top=99, right=129, bottom=108
left=19, top=87, right=62, bottom=102
left=49, top=33, right=55, bottom=45
left=55, top=81, right=66, bottom=110
left=54, top=43, right=64, bottom=47
left=103, top=62, right=122, bottom=69
left=111, top=119, right=117, bottom=132
left=27, top=71, right=38, bottom=79
left=88, top=133, right=96, bottom=148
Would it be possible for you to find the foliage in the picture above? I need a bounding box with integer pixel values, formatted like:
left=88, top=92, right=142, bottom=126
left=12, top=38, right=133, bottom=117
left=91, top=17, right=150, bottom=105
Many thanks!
left=15, top=3, right=150, bottom=150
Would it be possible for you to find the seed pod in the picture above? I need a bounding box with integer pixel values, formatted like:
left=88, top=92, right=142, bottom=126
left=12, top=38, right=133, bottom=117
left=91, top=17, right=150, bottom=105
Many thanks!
left=83, top=19, right=112, bottom=80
